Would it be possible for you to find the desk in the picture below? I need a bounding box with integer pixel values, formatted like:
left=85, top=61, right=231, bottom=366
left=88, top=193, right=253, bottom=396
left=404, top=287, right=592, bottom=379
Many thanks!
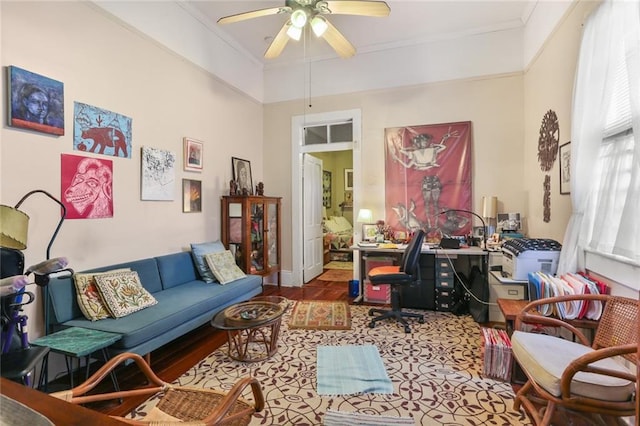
left=352, top=245, right=488, bottom=315
left=33, top=327, right=121, bottom=389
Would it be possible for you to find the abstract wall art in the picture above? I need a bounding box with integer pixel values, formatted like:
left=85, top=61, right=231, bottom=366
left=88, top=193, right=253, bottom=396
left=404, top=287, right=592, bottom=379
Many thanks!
left=141, top=146, right=176, bottom=201
left=61, top=154, right=113, bottom=219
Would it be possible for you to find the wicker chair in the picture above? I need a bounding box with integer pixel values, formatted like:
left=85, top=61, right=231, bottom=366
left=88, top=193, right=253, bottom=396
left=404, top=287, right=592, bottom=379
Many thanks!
left=511, top=294, right=638, bottom=426
left=52, top=352, right=264, bottom=425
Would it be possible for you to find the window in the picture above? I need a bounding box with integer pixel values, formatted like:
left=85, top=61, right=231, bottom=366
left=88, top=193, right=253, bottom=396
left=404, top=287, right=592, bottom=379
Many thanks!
left=304, top=121, right=353, bottom=146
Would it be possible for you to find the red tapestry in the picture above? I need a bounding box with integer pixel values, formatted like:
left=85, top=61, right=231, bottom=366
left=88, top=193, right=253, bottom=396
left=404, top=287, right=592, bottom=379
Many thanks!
left=385, top=121, right=472, bottom=243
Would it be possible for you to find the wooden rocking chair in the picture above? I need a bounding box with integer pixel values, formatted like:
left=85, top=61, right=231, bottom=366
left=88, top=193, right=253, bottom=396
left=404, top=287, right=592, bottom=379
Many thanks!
left=511, top=294, right=638, bottom=426
left=52, top=352, right=265, bottom=425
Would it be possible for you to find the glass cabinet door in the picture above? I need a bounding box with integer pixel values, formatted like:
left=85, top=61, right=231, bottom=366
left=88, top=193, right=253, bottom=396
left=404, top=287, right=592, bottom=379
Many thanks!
left=267, top=201, right=279, bottom=268
left=250, top=201, right=265, bottom=273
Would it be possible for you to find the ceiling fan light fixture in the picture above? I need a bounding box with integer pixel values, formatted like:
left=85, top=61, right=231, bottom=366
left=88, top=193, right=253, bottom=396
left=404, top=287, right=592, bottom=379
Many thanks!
left=286, top=24, right=303, bottom=41
left=290, top=9, right=308, bottom=28
left=310, top=15, right=328, bottom=37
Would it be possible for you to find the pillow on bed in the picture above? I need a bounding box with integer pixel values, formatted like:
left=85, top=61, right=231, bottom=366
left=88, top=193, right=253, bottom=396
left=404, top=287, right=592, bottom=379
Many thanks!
left=333, top=216, right=353, bottom=232
left=323, top=217, right=340, bottom=234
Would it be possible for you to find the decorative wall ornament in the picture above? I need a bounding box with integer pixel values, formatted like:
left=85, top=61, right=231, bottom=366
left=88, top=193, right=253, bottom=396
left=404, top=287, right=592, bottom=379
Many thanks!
left=537, top=109, right=559, bottom=172
left=385, top=121, right=472, bottom=243
left=61, top=154, right=113, bottom=219
left=73, top=102, right=132, bottom=158
left=141, top=146, right=176, bottom=201
left=8, top=66, right=64, bottom=135
left=543, top=175, right=551, bottom=222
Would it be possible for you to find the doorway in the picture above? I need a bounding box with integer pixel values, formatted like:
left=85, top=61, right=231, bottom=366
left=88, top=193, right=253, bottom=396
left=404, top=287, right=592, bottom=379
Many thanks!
left=291, top=109, right=362, bottom=286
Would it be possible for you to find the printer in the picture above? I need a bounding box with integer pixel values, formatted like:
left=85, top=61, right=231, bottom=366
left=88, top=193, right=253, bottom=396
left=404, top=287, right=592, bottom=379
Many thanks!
left=501, top=238, right=562, bottom=281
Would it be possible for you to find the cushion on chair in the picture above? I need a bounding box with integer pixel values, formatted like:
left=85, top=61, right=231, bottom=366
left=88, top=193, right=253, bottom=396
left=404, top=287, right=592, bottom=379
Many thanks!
left=190, top=241, right=225, bottom=283
left=511, top=331, right=635, bottom=402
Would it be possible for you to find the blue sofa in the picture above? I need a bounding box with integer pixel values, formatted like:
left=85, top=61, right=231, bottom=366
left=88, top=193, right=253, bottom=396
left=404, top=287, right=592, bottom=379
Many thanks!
left=46, top=251, right=263, bottom=356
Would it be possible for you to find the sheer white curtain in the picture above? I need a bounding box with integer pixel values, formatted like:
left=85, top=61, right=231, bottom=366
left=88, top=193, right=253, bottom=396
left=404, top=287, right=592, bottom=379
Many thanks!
left=557, top=0, right=640, bottom=274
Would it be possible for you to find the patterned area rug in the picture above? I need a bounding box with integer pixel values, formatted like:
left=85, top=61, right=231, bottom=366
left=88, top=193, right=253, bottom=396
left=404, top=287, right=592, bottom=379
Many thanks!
left=129, top=305, right=531, bottom=425
left=324, top=261, right=353, bottom=270
left=317, top=269, right=352, bottom=282
left=289, top=300, right=351, bottom=330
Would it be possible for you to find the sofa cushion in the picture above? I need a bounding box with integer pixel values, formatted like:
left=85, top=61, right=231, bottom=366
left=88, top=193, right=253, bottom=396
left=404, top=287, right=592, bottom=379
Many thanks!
left=205, top=251, right=246, bottom=284
left=74, top=268, right=130, bottom=321
left=190, top=241, right=225, bottom=283
left=94, top=271, right=158, bottom=318
left=156, top=252, right=198, bottom=289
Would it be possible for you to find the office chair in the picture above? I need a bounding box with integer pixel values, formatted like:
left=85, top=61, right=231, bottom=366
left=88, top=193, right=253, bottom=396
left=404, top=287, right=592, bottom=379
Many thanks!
left=367, top=230, right=425, bottom=333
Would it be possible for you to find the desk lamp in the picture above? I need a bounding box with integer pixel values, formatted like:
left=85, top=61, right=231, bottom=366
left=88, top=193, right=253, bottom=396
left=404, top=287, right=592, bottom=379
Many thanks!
left=439, top=209, right=487, bottom=250
left=481, top=196, right=498, bottom=236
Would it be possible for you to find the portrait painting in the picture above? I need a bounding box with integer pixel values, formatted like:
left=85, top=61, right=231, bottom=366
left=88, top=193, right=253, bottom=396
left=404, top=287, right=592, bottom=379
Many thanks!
left=61, top=154, right=113, bottom=219
left=182, top=179, right=202, bottom=213
left=232, top=157, right=253, bottom=196
left=73, top=102, right=132, bottom=159
left=559, top=141, right=571, bottom=195
left=184, top=138, right=203, bottom=172
left=141, top=146, right=176, bottom=201
left=385, top=121, right=472, bottom=243
left=8, top=66, right=64, bottom=135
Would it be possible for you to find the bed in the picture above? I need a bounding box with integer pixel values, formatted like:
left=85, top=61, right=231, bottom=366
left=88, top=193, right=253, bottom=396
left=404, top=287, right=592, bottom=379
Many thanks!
left=323, top=216, right=354, bottom=252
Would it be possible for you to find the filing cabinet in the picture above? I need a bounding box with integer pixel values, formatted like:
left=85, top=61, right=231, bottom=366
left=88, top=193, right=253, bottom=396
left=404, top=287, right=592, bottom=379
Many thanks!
left=488, top=270, right=527, bottom=322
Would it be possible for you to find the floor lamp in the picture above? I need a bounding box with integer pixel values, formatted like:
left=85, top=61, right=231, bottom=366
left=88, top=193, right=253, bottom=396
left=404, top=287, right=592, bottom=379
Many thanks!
left=0, top=190, right=72, bottom=334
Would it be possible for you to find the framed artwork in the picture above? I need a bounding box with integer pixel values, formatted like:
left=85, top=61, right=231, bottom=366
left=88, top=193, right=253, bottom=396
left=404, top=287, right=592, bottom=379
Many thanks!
left=322, top=170, right=331, bottom=207
left=141, top=146, right=176, bottom=201
left=559, top=141, right=571, bottom=195
left=61, top=154, right=113, bottom=219
left=182, top=179, right=202, bottom=212
left=184, top=138, right=203, bottom=172
left=232, top=157, right=253, bottom=195
left=344, top=168, right=353, bottom=190
left=362, top=224, right=378, bottom=241
left=73, top=102, right=132, bottom=158
left=8, top=66, right=64, bottom=135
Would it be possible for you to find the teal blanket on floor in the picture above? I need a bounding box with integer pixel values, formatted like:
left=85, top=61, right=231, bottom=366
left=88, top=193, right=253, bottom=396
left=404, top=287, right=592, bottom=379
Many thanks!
left=316, top=345, right=393, bottom=395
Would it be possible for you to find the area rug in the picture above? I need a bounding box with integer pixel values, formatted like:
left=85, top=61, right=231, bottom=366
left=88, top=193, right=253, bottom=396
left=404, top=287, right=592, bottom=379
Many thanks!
left=129, top=305, right=531, bottom=425
left=317, top=345, right=393, bottom=396
left=323, top=409, right=416, bottom=426
left=324, top=261, right=353, bottom=270
left=317, top=269, right=352, bottom=282
left=289, top=300, right=351, bottom=330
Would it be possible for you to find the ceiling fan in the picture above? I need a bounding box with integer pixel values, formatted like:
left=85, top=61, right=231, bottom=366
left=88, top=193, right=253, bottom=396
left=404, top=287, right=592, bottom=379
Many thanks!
left=217, top=0, right=390, bottom=59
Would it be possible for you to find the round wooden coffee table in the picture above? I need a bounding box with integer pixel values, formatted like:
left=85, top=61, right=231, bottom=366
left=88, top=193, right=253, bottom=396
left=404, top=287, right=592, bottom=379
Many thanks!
left=211, top=296, right=289, bottom=362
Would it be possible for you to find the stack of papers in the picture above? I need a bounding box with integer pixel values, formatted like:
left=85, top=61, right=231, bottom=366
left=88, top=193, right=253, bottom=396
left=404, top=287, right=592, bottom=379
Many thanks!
left=481, top=327, right=513, bottom=382
left=357, top=242, right=378, bottom=248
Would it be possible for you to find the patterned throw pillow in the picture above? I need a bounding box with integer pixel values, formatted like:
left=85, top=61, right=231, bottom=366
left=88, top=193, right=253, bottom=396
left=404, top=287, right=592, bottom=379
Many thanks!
left=204, top=251, right=246, bottom=285
left=94, top=271, right=157, bottom=318
left=190, top=241, right=225, bottom=283
left=74, top=268, right=130, bottom=321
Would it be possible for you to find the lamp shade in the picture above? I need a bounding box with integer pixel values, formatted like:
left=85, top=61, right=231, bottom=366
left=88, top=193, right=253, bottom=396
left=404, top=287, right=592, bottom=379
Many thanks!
left=356, top=208, right=373, bottom=223
left=482, top=196, right=498, bottom=219
left=0, top=205, right=29, bottom=250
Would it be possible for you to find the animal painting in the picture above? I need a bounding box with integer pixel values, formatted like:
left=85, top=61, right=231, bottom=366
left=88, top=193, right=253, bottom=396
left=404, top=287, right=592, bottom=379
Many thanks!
left=81, top=127, right=128, bottom=157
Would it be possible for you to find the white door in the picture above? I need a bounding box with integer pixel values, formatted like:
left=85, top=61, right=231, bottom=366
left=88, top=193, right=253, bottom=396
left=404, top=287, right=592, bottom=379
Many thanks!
left=303, top=154, right=324, bottom=282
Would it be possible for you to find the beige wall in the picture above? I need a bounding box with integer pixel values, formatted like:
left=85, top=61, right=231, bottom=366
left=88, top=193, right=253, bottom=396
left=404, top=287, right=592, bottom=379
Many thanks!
left=1, top=2, right=262, bottom=331
left=523, top=0, right=600, bottom=240
left=265, top=75, right=527, bottom=272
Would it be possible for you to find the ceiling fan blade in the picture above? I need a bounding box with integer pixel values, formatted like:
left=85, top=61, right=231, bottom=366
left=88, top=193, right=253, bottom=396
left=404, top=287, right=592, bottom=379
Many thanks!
left=322, top=20, right=356, bottom=58
left=218, top=7, right=290, bottom=25
left=265, top=22, right=291, bottom=59
left=323, top=1, right=390, bottom=17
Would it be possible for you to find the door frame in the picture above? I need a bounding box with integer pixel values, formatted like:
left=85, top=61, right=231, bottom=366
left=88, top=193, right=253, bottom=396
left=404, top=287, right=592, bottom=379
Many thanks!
left=291, top=108, right=362, bottom=286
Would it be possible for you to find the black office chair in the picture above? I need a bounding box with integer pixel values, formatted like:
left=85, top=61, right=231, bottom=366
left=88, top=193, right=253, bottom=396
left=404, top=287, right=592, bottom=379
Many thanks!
left=367, top=230, right=425, bottom=333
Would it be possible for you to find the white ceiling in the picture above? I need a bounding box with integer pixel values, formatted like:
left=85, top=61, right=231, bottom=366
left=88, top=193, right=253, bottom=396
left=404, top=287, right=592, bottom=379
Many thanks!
left=95, top=1, right=573, bottom=103
left=183, top=0, right=537, bottom=66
